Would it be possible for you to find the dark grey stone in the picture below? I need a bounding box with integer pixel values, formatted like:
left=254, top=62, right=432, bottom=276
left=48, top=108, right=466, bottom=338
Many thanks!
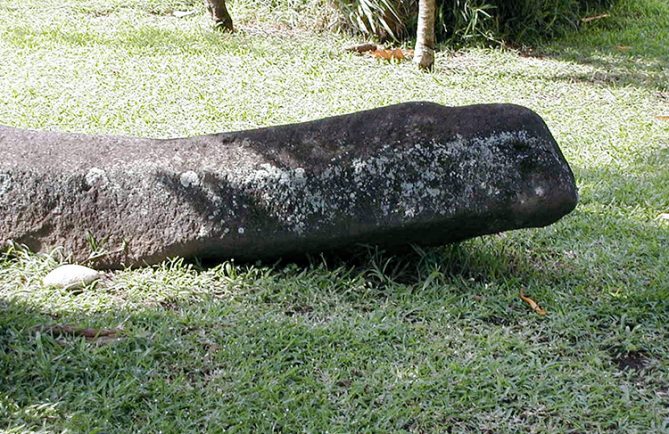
left=0, top=102, right=578, bottom=268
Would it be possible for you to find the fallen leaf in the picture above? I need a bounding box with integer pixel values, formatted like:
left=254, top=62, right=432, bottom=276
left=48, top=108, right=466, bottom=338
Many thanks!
left=370, top=48, right=405, bottom=61
left=656, top=115, right=669, bottom=121
left=616, top=45, right=632, bottom=52
left=519, top=288, right=547, bottom=316
left=37, top=324, right=123, bottom=341
left=581, top=13, right=610, bottom=23
left=345, top=43, right=378, bottom=54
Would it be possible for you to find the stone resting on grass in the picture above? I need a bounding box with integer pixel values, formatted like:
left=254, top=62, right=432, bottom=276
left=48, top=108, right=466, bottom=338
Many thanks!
left=0, top=102, right=578, bottom=269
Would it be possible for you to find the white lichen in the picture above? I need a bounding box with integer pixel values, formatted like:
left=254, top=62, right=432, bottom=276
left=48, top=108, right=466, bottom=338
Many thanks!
left=0, top=173, right=12, bottom=196
left=180, top=171, right=200, bottom=188
left=193, top=129, right=547, bottom=235
left=85, top=168, right=108, bottom=188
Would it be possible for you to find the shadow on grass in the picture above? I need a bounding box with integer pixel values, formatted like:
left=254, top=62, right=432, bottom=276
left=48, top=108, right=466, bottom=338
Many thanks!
left=531, top=9, right=669, bottom=92
left=2, top=204, right=667, bottom=431
left=539, top=48, right=668, bottom=92
left=549, top=37, right=669, bottom=92
left=2, top=191, right=667, bottom=431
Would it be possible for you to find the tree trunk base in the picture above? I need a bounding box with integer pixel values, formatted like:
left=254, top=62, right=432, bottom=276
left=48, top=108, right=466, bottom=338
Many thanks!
left=413, top=48, right=435, bottom=70
left=205, top=0, right=234, bottom=32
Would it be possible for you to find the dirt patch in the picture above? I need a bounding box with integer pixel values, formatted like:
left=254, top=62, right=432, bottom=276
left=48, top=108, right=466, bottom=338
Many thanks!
left=284, top=304, right=314, bottom=317
left=613, top=350, right=650, bottom=372
left=481, top=315, right=512, bottom=326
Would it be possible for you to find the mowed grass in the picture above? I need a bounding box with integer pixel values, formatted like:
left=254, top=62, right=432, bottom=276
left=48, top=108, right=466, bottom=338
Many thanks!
left=0, top=0, right=668, bottom=431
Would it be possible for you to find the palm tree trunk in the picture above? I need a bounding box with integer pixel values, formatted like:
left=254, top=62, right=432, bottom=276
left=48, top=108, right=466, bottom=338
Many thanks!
left=413, top=0, right=436, bottom=70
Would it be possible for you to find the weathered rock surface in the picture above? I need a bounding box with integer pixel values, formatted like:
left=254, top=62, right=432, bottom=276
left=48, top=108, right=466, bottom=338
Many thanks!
left=0, top=102, right=578, bottom=268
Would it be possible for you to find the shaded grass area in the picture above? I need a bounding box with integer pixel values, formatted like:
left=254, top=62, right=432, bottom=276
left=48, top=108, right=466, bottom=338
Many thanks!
left=0, top=0, right=668, bottom=431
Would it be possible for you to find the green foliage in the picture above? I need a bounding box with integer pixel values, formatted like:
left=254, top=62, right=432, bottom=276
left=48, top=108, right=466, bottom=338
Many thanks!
left=228, top=0, right=618, bottom=45
left=330, top=0, right=412, bottom=40
left=327, top=0, right=618, bottom=45
left=488, top=0, right=618, bottom=44
left=435, top=0, right=499, bottom=45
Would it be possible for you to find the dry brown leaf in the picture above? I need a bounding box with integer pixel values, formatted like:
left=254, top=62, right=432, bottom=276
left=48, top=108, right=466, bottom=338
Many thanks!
left=370, top=48, right=405, bottom=61
left=656, top=115, right=669, bottom=121
left=519, top=288, right=547, bottom=316
left=345, top=43, right=379, bottom=54
left=616, top=45, right=632, bottom=52
left=582, top=13, right=610, bottom=23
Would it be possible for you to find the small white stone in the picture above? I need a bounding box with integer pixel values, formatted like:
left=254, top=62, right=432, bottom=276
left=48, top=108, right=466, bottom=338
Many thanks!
left=238, top=227, right=245, bottom=234
left=43, top=265, right=101, bottom=289
left=179, top=171, right=200, bottom=188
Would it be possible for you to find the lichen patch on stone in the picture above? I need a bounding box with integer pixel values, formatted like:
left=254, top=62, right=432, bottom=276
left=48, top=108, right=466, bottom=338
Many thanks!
left=0, top=173, right=11, bottom=196
left=197, top=129, right=548, bottom=236
left=85, top=168, right=108, bottom=188
left=180, top=171, right=200, bottom=188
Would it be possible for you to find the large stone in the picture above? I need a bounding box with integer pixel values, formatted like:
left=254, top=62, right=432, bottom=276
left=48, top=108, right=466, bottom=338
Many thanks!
left=0, top=102, right=577, bottom=268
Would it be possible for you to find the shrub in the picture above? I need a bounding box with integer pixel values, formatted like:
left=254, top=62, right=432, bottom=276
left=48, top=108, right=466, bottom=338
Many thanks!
left=329, top=0, right=414, bottom=40
left=329, top=0, right=618, bottom=45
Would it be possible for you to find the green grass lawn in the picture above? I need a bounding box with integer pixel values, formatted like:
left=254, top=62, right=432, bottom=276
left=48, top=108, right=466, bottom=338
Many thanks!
left=1, top=0, right=668, bottom=431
